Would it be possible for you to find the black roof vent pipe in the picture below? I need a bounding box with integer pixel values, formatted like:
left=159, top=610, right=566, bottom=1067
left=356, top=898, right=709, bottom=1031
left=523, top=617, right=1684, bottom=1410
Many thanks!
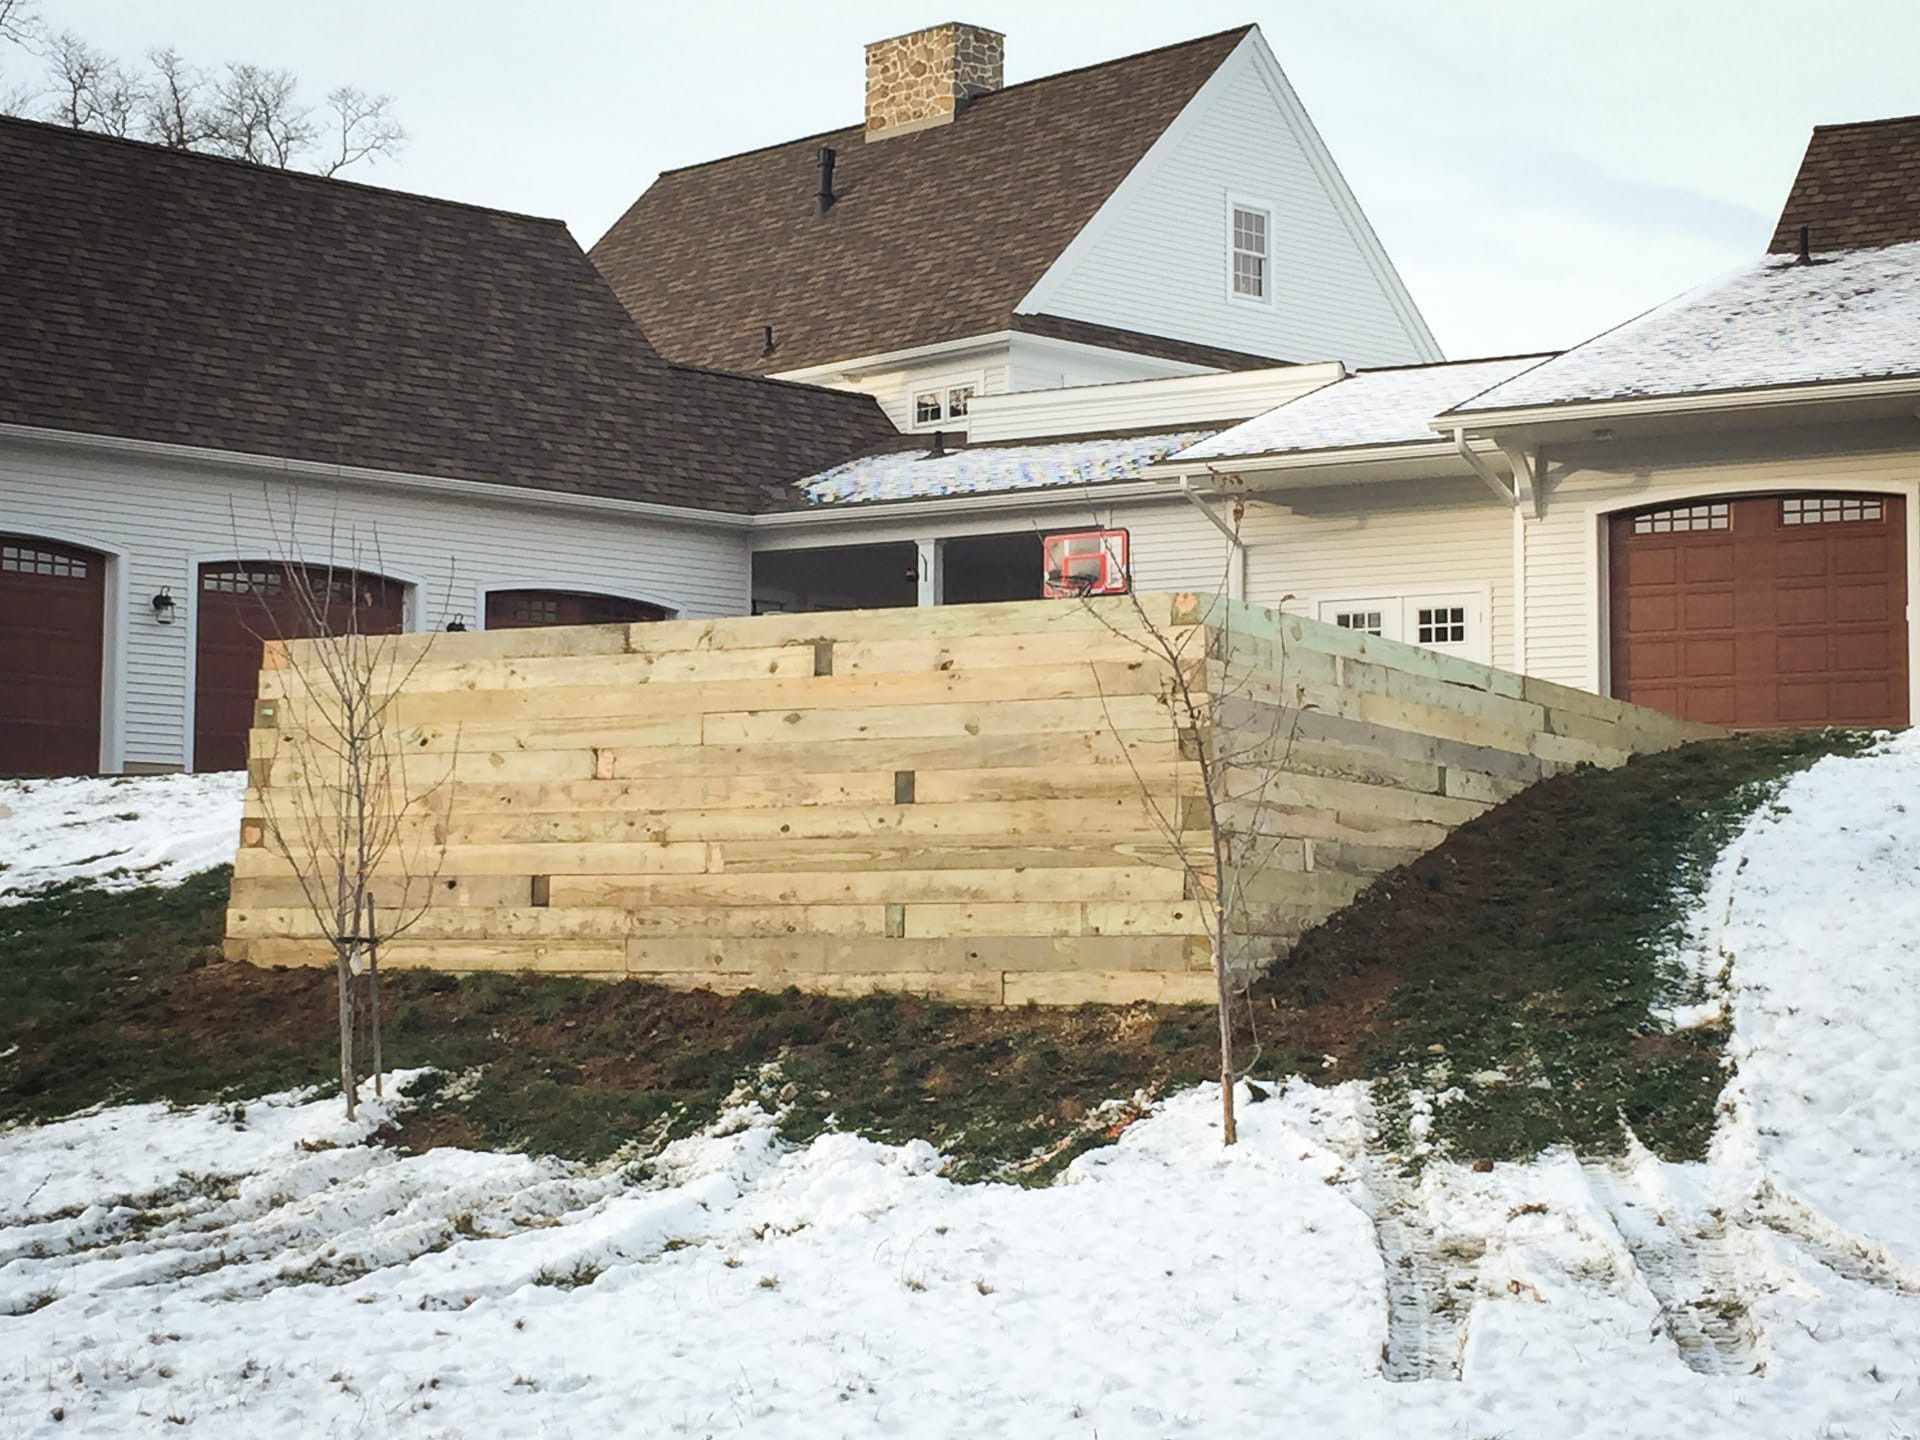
left=1798, top=224, right=1812, bottom=264
left=928, top=429, right=946, bottom=457
left=815, top=146, right=837, bottom=216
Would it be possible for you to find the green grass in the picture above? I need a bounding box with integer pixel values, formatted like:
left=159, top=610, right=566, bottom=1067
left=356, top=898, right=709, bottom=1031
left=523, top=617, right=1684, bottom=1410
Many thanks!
left=1270, top=729, right=1877, bottom=1163
left=0, top=876, right=1216, bottom=1181
left=0, top=730, right=1875, bottom=1176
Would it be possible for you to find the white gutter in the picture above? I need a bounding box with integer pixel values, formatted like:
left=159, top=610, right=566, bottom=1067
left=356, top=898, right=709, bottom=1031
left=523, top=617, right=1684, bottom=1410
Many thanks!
left=751, top=480, right=1178, bottom=530
left=1147, top=436, right=1499, bottom=483
left=1438, top=373, right=1920, bottom=432
left=0, top=421, right=756, bottom=529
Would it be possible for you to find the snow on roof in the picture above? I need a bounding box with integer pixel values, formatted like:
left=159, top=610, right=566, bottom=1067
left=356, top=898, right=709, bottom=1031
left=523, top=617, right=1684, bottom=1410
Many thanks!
left=799, top=430, right=1216, bottom=505
left=1170, top=356, right=1548, bottom=463
left=1450, top=239, right=1920, bottom=414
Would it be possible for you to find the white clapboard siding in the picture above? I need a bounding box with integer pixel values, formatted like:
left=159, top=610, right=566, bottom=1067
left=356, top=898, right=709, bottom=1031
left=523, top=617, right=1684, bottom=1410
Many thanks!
left=0, top=435, right=749, bottom=771
left=1522, top=447, right=1920, bottom=695
left=824, top=353, right=1012, bottom=436
left=1240, top=477, right=1517, bottom=669
left=1018, top=33, right=1439, bottom=369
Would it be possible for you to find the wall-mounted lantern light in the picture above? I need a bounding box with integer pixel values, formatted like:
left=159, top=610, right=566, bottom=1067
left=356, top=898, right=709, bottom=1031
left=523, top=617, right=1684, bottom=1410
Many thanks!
left=445, top=614, right=468, bottom=632
left=151, top=587, right=176, bottom=625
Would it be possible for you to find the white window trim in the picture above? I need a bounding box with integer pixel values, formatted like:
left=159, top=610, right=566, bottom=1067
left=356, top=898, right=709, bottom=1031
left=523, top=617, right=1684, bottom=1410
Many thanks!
left=907, top=371, right=986, bottom=432
left=1225, top=192, right=1275, bottom=307
left=1312, top=585, right=1493, bottom=664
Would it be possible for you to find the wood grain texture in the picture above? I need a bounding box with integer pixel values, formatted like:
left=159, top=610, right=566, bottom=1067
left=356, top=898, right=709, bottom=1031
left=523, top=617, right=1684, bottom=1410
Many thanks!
left=232, top=595, right=1717, bottom=1003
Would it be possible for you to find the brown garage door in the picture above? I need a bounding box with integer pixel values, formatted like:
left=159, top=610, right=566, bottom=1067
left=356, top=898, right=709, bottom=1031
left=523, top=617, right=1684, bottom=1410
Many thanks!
left=194, top=562, right=405, bottom=772
left=1609, top=494, right=1908, bottom=728
left=0, top=535, right=106, bottom=776
left=484, top=589, right=670, bottom=629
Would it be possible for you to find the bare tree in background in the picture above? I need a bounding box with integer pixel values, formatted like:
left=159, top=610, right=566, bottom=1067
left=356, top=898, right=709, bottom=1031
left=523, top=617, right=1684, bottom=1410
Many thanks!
left=0, top=0, right=38, bottom=47
left=243, top=496, right=456, bottom=1117
left=43, top=30, right=138, bottom=134
left=2, top=18, right=405, bottom=175
left=1072, top=506, right=1307, bottom=1147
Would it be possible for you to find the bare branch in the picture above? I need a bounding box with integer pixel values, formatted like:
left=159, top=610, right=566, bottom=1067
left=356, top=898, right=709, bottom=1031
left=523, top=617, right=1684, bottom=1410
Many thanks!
left=206, top=62, right=317, bottom=167
left=141, top=47, right=215, bottom=149
left=41, top=30, right=142, bottom=136
left=0, top=0, right=40, bottom=48
left=322, top=84, right=404, bottom=175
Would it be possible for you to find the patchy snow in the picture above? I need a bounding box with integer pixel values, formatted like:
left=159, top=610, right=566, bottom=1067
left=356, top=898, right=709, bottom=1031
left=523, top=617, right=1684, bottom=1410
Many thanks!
left=4, top=738, right=1920, bottom=1433
left=799, top=431, right=1214, bottom=505
left=1450, top=240, right=1920, bottom=412
left=0, top=772, right=244, bottom=903
left=1173, top=355, right=1549, bottom=462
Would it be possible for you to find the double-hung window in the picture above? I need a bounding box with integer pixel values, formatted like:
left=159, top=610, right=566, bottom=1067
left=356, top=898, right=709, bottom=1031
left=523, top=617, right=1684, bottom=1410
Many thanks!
left=1229, top=199, right=1270, bottom=302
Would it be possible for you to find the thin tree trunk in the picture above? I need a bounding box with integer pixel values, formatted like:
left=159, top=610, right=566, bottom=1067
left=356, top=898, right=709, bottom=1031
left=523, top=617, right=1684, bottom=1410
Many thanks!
left=1214, top=928, right=1237, bottom=1146
left=336, top=939, right=356, bottom=1119
left=365, top=890, right=383, bottom=1100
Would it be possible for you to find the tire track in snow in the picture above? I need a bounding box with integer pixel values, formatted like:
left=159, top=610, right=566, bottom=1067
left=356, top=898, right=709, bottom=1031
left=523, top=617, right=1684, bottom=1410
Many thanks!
left=1751, top=1181, right=1920, bottom=1296
left=1328, top=1105, right=1476, bottom=1383
left=1583, top=1160, right=1759, bottom=1376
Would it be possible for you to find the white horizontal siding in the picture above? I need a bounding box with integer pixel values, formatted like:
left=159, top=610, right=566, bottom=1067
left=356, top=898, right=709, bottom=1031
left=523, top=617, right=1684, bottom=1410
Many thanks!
left=1239, top=477, right=1516, bottom=669
left=1020, top=36, right=1438, bottom=369
left=0, top=436, right=748, bottom=772
left=976, top=352, right=1341, bottom=443
left=1001, top=336, right=1211, bottom=397
left=1524, top=446, right=1920, bottom=696
left=827, top=353, right=1011, bottom=434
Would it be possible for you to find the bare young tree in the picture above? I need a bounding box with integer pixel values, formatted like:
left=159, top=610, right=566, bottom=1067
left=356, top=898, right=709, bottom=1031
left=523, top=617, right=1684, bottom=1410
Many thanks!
left=243, top=496, right=457, bottom=1116
left=1071, top=509, right=1306, bottom=1147
left=3, top=28, right=405, bottom=175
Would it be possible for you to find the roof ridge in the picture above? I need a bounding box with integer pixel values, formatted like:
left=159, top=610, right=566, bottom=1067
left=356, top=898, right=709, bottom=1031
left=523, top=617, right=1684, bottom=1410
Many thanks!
left=1808, top=112, right=1920, bottom=134
left=652, top=24, right=1254, bottom=180
left=0, top=114, right=569, bottom=228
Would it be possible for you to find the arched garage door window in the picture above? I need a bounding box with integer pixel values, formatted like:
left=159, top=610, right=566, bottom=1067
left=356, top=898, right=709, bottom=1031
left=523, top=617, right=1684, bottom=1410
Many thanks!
left=1608, top=493, right=1908, bottom=728
left=194, top=562, right=406, bottom=773
left=484, top=589, right=671, bottom=629
left=0, top=534, right=106, bottom=777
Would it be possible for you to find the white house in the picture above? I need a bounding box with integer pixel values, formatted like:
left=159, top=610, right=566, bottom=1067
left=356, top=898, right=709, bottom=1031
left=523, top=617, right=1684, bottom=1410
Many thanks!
left=590, top=22, right=1440, bottom=436
left=0, top=117, right=892, bottom=777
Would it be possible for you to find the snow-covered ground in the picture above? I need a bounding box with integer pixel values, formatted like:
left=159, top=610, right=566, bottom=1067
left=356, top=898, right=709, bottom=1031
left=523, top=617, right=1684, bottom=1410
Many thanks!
left=2, top=742, right=1918, bottom=1436
left=0, top=772, right=244, bottom=903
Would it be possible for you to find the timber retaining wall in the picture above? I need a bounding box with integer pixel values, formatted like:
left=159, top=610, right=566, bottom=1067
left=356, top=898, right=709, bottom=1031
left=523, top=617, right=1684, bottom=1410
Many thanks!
left=224, top=595, right=1718, bottom=1004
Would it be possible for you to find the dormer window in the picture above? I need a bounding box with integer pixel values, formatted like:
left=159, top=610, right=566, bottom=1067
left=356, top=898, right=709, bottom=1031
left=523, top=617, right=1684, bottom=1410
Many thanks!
left=1229, top=199, right=1270, bottom=302
left=911, top=376, right=980, bottom=430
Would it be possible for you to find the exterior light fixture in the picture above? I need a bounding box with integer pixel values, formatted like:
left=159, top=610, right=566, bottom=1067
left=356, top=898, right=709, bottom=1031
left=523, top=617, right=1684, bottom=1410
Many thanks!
left=151, top=587, right=176, bottom=624
left=445, top=614, right=468, bottom=632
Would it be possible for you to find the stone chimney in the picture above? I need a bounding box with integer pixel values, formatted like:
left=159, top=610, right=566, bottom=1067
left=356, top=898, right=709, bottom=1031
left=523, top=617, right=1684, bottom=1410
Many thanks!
left=864, top=22, right=1005, bottom=141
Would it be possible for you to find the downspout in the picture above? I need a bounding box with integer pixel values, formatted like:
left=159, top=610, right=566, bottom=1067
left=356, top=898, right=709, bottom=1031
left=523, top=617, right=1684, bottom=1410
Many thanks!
left=1179, top=473, right=1246, bottom=600
left=1453, top=428, right=1517, bottom=506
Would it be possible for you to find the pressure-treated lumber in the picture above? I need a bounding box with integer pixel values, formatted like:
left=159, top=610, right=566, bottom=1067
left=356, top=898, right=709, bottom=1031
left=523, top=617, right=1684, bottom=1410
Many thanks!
left=227, top=595, right=1719, bottom=1004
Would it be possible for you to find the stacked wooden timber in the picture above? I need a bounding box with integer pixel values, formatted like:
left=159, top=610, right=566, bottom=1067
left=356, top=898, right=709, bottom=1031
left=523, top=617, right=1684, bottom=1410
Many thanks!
left=224, top=594, right=1719, bottom=1004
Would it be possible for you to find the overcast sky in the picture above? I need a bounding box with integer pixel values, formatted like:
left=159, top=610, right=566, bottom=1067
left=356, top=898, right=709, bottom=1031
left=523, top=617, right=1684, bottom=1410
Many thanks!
left=12, top=2, right=1915, bottom=359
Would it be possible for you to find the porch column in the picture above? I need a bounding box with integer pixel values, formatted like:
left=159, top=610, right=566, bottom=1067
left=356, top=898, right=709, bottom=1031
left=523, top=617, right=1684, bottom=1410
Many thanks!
left=915, top=538, right=945, bottom=607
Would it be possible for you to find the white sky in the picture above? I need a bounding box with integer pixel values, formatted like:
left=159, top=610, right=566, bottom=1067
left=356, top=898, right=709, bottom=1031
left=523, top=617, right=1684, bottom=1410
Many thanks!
left=13, top=1, right=1917, bottom=359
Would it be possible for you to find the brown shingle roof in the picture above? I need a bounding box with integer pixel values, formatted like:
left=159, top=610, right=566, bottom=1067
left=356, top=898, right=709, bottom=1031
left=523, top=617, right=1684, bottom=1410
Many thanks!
left=0, top=118, right=895, bottom=514
left=1769, top=114, right=1920, bottom=254
left=590, top=27, right=1257, bottom=375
